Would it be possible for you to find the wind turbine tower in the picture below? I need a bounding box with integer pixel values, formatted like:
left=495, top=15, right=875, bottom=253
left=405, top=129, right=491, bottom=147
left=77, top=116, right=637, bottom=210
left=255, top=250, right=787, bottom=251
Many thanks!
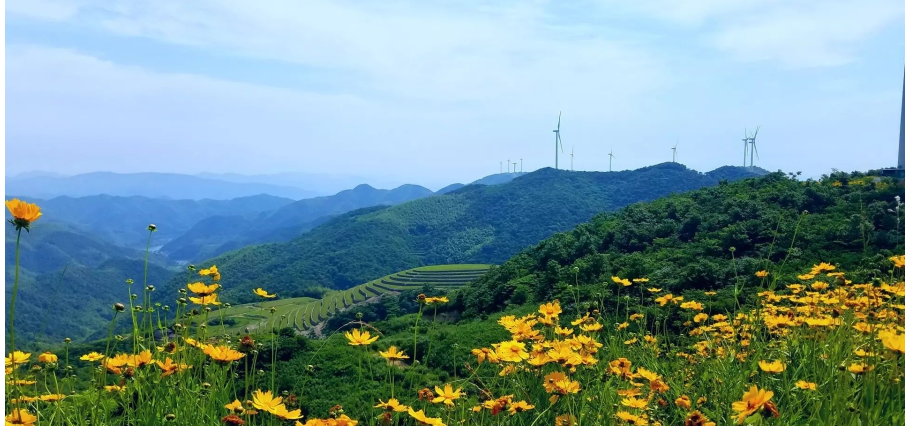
left=520, top=158, right=523, bottom=173
left=897, top=71, right=906, bottom=170
left=507, top=159, right=511, bottom=174
left=553, top=112, right=564, bottom=169
left=748, top=126, right=761, bottom=168
left=672, top=141, right=678, bottom=163
left=742, top=129, right=749, bottom=167
left=608, top=150, right=616, bottom=172
left=499, top=161, right=503, bottom=173
left=570, top=146, right=574, bottom=171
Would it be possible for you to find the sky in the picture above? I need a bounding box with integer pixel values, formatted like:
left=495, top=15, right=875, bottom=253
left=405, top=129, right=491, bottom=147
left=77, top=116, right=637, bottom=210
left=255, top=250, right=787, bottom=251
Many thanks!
left=5, top=0, right=905, bottom=190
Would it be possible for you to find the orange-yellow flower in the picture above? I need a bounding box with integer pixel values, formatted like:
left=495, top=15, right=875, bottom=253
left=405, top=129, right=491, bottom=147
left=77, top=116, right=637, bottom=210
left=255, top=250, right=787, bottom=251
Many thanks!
left=675, top=395, right=692, bottom=409
left=5, top=409, right=37, bottom=425
left=269, top=404, right=303, bottom=420
left=431, top=383, right=463, bottom=406
left=685, top=410, right=716, bottom=426
left=731, top=385, right=774, bottom=424
left=37, top=352, right=57, bottom=363
left=879, top=330, right=905, bottom=354
left=5, top=351, right=31, bottom=367
left=156, top=357, right=190, bottom=378
left=508, top=400, right=534, bottom=415
left=80, top=352, right=105, bottom=362
left=615, top=411, right=647, bottom=425
left=344, top=328, right=378, bottom=346
left=758, top=360, right=786, bottom=374
left=375, top=398, right=409, bottom=412
left=539, top=301, right=562, bottom=318
left=379, top=346, right=409, bottom=362
left=755, top=270, right=769, bottom=278
left=848, top=363, right=873, bottom=374
left=496, top=341, right=529, bottom=363
left=204, top=345, right=245, bottom=363
left=190, top=294, right=221, bottom=306
left=187, top=282, right=219, bottom=296
left=253, top=288, right=276, bottom=298
left=225, top=399, right=245, bottom=413
left=252, top=390, right=283, bottom=412
left=425, top=296, right=449, bottom=304
left=5, top=199, right=42, bottom=230
left=407, top=407, right=445, bottom=426
left=198, top=265, right=221, bottom=281
left=794, top=381, right=817, bottom=391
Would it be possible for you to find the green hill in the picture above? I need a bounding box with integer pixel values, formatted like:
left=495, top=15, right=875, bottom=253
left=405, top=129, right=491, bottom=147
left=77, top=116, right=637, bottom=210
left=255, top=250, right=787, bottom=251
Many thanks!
left=170, top=163, right=767, bottom=303
left=160, top=183, right=435, bottom=262
left=213, top=264, right=490, bottom=335
left=457, top=170, right=905, bottom=316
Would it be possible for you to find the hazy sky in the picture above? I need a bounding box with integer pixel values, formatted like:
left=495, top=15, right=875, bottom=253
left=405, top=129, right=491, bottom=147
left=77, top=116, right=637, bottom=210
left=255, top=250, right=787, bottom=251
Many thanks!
left=6, top=0, right=905, bottom=189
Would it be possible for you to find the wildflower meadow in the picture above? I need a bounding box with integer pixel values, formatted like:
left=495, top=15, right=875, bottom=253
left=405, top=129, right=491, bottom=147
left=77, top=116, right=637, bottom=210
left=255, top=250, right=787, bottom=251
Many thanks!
left=4, top=197, right=905, bottom=426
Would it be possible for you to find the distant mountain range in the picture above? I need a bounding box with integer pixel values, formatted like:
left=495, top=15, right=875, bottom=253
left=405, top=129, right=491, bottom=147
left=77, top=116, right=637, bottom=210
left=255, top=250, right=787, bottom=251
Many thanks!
left=6, top=172, right=320, bottom=200
left=172, top=163, right=768, bottom=304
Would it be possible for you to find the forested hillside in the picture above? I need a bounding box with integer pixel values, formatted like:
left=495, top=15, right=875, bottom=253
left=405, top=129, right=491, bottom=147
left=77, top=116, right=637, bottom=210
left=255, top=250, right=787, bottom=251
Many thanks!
left=458, top=170, right=905, bottom=316
left=177, top=163, right=767, bottom=303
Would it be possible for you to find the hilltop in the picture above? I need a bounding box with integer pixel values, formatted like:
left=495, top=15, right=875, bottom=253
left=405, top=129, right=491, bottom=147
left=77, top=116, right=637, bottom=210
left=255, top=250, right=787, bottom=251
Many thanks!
left=175, top=163, right=767, bottom=303
left=458, top=170, right=905, bottom=316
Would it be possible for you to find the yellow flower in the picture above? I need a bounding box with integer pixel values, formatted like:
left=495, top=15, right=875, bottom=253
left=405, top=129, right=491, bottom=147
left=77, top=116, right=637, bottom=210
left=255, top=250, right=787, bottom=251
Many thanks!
left=5, top=199, right=42, bottom=230
left=555, top=326, right=574, bottom=336
left=675, top=395, right=691, bottom=409
left=879, top=330, right=905, bottom=354
left=539, top=301, right=562, bottom=318
left=39, top=394, right=66, bottom=402
left=693, top=313, right=708, bottom=323
left=37, top=352, right=58, bottom=363
left=794, top=381, right=817, bottom=391
left=612, top=276, right=633, bottom=286
left=254, top=288, right=276, bottom=298
left=629, top=313, right=644, bottom=321
left=225, top=399, right=245, bottom=413
left=375, top=398, right=409, bottom=412
left=731, top=385, right=774, bottom=424
left=7, top=380, right=36, bottom=386
left=621, top=397, right=648, bottom=409
left=680, top=301, right=704, bottom=311
left=496, top=340, right=529, bottom=363
left=425, top=296, right=449, bottom=304
left=187, top=282, right=219, bottom=296
left=580, top=322, right=603, bottom=332
left=156, top=357, right=190, bottom=378
left=105, top=385, right=126, bottom=392
left=632, top=278, right=649, bottom=283
left=198, top=265, right=221, bottom=281
left=508, top=400, right=534, bottom=415
left=344, top=328, right=378, bottom=346
left=407, top=408, right=446, bottom=426
left=685, top=410, right=716, bottom=426
left=431, top=383, right=463, bottom=406
left=615, top=411, right=648, bottom=425
left=758, top=360, right=786, bottom=374
left=755, top=270, right=769, bottom=278
left=204, top=345, right=245, bottom=363
left=270, top=404, right=303, bottom=420
left=5, top=351, right=31, bottom=366
left=890, top=255, right=905, bottom=269
left=848, top=363, right=873, bottom=374
left=252, top=390, right=283, bottom=412
left=647, top=287, right=662, bottom=293
left=5, top=409, right=37, bottom=425
left=379, top=346, right=409, bottom=362
left=190, top=294, right=221, bottom=305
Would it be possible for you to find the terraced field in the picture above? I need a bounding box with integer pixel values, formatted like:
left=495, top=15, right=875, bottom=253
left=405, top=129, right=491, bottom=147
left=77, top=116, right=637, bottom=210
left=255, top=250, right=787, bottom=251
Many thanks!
left=214, top=264, right=491, bottom=335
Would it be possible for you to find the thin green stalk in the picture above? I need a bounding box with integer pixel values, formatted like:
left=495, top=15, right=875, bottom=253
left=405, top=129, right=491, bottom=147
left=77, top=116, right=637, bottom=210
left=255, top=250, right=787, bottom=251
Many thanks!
left=413, top=303, right=425, bottom=362
left=425, top=305, right=438, bottom=367
left=8, top=228, right=22, bottom=411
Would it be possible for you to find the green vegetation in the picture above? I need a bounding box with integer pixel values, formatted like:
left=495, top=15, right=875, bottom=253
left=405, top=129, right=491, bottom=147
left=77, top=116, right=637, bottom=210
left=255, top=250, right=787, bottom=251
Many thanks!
left=458, top=171, right=905, bottom=317
left=214, top=265, right=491, bottom=335
left=180, top=164, right=766, bottom=304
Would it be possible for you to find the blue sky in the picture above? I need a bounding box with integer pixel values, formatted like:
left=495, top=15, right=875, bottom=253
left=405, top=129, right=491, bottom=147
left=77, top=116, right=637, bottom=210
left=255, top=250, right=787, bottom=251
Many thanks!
left=5, top=0, right=904, bottom=190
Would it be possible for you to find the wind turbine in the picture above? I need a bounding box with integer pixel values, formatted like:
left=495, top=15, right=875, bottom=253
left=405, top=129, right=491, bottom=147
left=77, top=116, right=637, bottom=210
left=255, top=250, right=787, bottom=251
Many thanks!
left=499, top=161, right=503, bottom=173
left=671, top=140, right=678, bottom=163
left=742, top=129, right=749, bottom=167
left=570, top=146, right=575, bottom=171
left=507, top=159, right=511, bottom=174
left=747, top=126, right=761, bottom=168
left=553, top=112, right=564, bottom=169
left=608, top=150, right=616, bottom=172
left=520, top=158, right=523, bottom=173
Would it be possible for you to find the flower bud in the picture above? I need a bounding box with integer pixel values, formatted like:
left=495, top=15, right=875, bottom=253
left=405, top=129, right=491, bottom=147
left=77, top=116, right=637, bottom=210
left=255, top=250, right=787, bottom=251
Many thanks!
left=148, top=224, right=157, bottom=232
left=114, top=303, right=126, bottom=312
left=165, top=413, right=175, bottom=421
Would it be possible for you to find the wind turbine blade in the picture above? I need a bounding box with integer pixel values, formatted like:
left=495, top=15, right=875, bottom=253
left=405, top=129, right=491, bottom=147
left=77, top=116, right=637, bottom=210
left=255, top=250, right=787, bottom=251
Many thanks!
left=557, top=111, right=561, bottom=132
left=752, top=126, right=759, bottom=140
left=753, top=143, right=760, bottom=160
left=558, top=133, right=563, bottom=152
